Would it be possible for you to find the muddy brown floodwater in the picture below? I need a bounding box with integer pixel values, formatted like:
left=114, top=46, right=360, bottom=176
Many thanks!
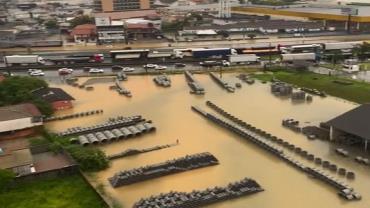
left=47, top=73, right=370, bottom=208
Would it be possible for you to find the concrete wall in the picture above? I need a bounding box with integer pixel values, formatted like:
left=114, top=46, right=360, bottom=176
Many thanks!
left=140, top=0, right=150, bottom=10
left=101, top=0, right=113, bottom=12
left=0, top=117, right=42, bottom=133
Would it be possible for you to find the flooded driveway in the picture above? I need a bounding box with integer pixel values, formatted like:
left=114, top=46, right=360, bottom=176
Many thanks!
left=46, top=74, right=369, bottom=208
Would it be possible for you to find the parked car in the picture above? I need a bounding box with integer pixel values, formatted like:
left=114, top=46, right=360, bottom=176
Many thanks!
left=28, top=69, right=41, bottom=73
left=112, top=65, right=124, bottom=71
left=122, top=67, right=135, bottom=72
left=154, top=65, right=167, bottom=70
left=89, top=68, right=104, bottom=73
left=58, top=68, right=73, bottom=75
left=29, top=70, right=45, bottom=76
left=143, top=64, right=159, bottom=69
left=174, top=63, right=186, bottom=67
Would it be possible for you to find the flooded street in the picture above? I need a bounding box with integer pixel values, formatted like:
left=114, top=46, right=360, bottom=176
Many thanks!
left=46, top=74, right=370, bottom=208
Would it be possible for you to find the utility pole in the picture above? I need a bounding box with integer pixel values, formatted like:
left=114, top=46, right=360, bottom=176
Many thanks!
left=347, top=14, right=352, bottom=34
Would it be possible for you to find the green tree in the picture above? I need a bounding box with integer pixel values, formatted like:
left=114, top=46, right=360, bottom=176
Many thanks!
left=66, top=146, right=109, bottom=171
left=45, top=19, right=59, bottom=29
left=353, top=42, right=370, bottom=61
left=331, top=50, right=344, bottom=65
left=0, top=76, right=53, bottom=116
left=0, top=169, right=15, bottom=192
left=69, top=15, right=95, bottom=28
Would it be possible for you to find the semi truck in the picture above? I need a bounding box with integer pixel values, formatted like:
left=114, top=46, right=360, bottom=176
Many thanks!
left=4, top=55, right=45, bottom=66
left=228, top=54, right=260, bottom=65
left=281, top=53, right=317, bottom=62
left=45, top=54, right=104, bottom=64
left=192, top=48, right=237, bottom=59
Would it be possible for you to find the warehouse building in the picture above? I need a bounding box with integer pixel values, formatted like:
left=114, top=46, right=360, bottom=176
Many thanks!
left=232, top=5, right=370, bottom=32
left=32, top=87, right=75, bottom=110
left=0, top=103, right=43, bottom=139
left=327, top=104, right=370, bottom=151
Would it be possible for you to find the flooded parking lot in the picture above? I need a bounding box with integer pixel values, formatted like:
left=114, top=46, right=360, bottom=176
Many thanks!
left=46, top=73, right=370, bottom=208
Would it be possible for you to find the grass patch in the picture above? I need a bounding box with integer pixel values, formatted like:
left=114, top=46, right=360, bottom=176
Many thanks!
left=0, top=174, right=108, bottom=208
left=253, top=70, right=370, bottom=104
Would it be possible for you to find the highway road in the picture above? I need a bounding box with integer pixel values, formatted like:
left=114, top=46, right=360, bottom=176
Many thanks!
left=8, top=63, right=237, bottom=84
left=1, top=34, right=370, bottom=55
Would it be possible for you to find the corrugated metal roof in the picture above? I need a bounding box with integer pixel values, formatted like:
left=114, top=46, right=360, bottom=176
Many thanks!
left=327, top=104, right=370, bottom=140
left=0, top=103, right=41, bottom=121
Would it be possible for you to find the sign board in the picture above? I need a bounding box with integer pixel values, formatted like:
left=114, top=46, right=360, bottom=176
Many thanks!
left=95, top=17, right=111, bottom=26
left=341, top=8, right=358, bottom=16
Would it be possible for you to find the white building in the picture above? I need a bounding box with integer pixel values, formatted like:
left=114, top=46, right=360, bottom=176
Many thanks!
left=95, top=17, right=126, bottom=44
left=0, top=103, right=43, bottom=135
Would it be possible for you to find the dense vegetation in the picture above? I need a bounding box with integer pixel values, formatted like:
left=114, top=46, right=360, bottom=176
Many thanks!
left=0, top=174, right=108, bottom=208
left=0, top=169, right=15, bottom=191
left=253, top=70, right=370, bottom=104
left=0, top=76, right=53, bottom=116
left=40, top=131, right=109, bottom=172
left=69, top=15, right=95, bottom=28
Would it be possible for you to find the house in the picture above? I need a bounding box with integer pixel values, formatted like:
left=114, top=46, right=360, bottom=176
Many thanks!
left=70, top=24, right=97, bottom=43
left=32, top=87, right=75, bottom=110
left=0, top=103, right=43, bottom=138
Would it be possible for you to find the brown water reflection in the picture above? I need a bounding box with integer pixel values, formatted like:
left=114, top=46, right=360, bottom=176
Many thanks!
left=47, top=74, right=370, bottom=208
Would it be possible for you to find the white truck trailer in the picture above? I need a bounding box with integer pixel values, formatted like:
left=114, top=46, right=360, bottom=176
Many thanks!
left=4, top=55, right=45, bottom=66
left=281, top=53, right=316, bottom=62
left=228, top=54, right=260, bottom=65
left=323, top=41, right=362, bottom=51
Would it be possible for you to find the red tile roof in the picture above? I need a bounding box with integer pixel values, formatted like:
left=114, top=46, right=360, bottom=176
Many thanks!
left=71, top=24, right=96, bottom=36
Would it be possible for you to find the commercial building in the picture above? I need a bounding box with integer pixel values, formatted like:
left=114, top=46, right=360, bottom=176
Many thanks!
left=327, top=104, right=370, bottom=150
left=125, top=18, right=162, bottom=39
left=232, top=5, right=370, bottom=31
left=94, top=10, right=161, bottom=43
left=93, top=0, right=155, bottom=12
left=95, top=17, right=125, bottom=44
left=32, top=87, right=75, bottom=110
left=0, top=103, right=43, bottom=139
left=181, top=20, right=323, bottom=35
left=94, top=9, right=159, bottom=21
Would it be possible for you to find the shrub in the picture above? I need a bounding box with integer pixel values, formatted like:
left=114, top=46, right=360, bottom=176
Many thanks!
left=0, top=169, right=15, bottom=192
left=66, top=146, right=109, bottom=171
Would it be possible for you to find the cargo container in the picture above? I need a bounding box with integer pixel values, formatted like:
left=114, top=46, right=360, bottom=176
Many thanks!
left=281, top=53, right=316, bottom=62
left=228, top=54, right=260, bottom=64
left=4, top=55, right=45, bottom=66
left=192, top=48, right=237, bottom=59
